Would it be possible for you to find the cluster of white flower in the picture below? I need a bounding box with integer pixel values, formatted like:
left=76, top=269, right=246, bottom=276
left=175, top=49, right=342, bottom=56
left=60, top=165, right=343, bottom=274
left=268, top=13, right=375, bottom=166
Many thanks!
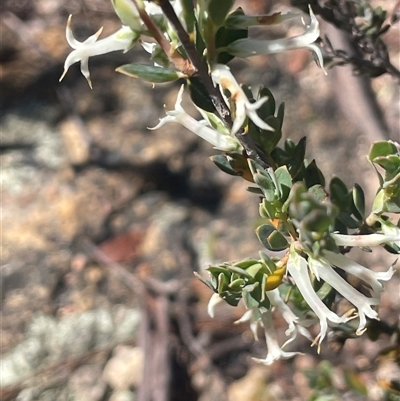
left=60, top=1, right=324, bottom=145
left=209, top=233, right=396, bottom=364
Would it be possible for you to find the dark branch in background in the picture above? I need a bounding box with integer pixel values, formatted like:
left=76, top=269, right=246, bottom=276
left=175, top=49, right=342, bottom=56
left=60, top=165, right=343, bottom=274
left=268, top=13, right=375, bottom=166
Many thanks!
left=156, top=0, right=271, bottom=169
left=292, top=0, right=400, bottom=80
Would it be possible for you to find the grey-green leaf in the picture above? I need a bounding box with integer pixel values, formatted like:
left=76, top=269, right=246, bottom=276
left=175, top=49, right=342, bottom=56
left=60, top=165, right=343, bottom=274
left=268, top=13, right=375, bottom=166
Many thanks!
left=117, top=64, right=183, bottom=83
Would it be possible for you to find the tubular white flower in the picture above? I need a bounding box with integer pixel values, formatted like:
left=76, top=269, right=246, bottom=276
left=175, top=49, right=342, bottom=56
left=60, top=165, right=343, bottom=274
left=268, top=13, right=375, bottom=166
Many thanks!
left=309, top=256, right=380, bottom=335
left=150, top=85, right=241, bottom=151
left=211, top=64, right=274, bottom=134
left=252, top=310, right=301, bottom=365
left=331, top=232, right=400, bottom=247
left=225, top=7, right=325, bottom=73
left=266, top=288, right=313, bottom=347
left=235, top=308, right=262, bottom=340
left=287, top=245, right=349, bottom=351
left=323, top=251, right=394, bottom=299
left=60, top=15, right=137, bottom=88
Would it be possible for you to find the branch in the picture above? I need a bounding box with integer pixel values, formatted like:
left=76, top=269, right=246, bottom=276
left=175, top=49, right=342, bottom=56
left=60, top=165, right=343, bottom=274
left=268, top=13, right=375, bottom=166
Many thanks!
left=156, top=0, right=232, bottom=124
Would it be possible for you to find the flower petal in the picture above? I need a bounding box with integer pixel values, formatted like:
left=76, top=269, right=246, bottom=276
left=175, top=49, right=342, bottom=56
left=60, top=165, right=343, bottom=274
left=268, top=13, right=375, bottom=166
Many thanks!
left=324, top=251, right=394, bottom=298
left=253, top=310, right=301, bottom=365
left=309, top=256, right=380, bottom=335
left=287, top=246, right=348, bottom=351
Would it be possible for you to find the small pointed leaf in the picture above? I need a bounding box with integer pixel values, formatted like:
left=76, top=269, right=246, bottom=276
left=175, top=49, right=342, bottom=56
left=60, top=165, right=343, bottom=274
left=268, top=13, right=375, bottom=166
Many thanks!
left=117, top=64, right=183, bottom=83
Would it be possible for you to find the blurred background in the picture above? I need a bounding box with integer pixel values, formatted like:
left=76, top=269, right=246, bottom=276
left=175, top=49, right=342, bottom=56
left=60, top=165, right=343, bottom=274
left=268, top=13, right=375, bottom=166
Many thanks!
left=1, top=1, right=399, bottom=400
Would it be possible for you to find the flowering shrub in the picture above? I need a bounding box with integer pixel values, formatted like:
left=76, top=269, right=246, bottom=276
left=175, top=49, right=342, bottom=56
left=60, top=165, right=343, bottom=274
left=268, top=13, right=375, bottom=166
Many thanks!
left=60, top=0, right=399, bottom=367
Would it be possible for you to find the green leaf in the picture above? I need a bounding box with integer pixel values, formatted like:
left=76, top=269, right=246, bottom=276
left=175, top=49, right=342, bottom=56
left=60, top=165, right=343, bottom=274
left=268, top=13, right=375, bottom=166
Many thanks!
left=227, top=265, right=252, bottom=278
left=209, top=0, right=235, bottom=26
left=374, top=154, right=400, bottom=175
left=368, top=141, right=397, bottom=161
left=180, top=0, right=196, bottom=34
left=246, top=263, right=263, bottom=278
left=256, top=224, right=289, bottom=251
left=208, top=265, right=230, bottom=276
left=304, top=160, right=326, bottom=188
left=275, top=166, right=292, bottom=202
left=257, top=87, right=276, bottom=119
left=229, top=278, right=245, bottom=290
left=116, top=64, right=182, bottom=83
left=372, top=188, right=386, bottom=214
left=259, top=117, right=282, bottom=154
left=242, top=288, right=259, bottom=309
left=254, top=173, right=276, bottom=202
left=259, top=252, right=277, bottom=274
left=276, top=102, right=285, bottom=131
left=288, top=137, right=306, bottom=178
left=329, top=177, right=351, bottom=210
left=259, top=198, right=278, bottom=219
left=210, top=155, right=241, bottom=176
left=217, top=272, right=229, bottom=292
left=352, top=183, right=365, bottom=220
left=215, top=8, right=248, bottom=64
left=247, top=186, right=264, bottom=195
left=233, top=259, right=260, bottom=269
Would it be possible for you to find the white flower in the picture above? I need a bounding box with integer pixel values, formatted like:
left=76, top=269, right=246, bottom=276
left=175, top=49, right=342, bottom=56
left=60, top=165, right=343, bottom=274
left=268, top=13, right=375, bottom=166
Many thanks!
left=252, top=310, right=301, bottom=365
left=60, top=15, right=137, bottom=88
left=266, top=288, right=313, bottom=347
left=235, top=308, right=262, bottom=340
left=331, top=232, right=400, bottom=247
left=211, top=63, right=274, bottom=134
left=287, top=245, right=349, bottom=351
left=150, top=85, right=241, bottom=151
left=309, top=256, right=384, bottom=335
left=224, top=7, right=325, bottom=73
left=323, top=251, right=394, bottom=299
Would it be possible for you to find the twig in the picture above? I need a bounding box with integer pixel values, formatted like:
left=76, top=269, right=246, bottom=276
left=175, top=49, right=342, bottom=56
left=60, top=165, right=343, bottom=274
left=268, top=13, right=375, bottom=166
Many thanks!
left=130, top=0, right=196, bottom=76
left=156, top=0, right=232, bottom=124
left=84, top=239, right=182, bottom=295
left=84, top=239, right=145, bottom=296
